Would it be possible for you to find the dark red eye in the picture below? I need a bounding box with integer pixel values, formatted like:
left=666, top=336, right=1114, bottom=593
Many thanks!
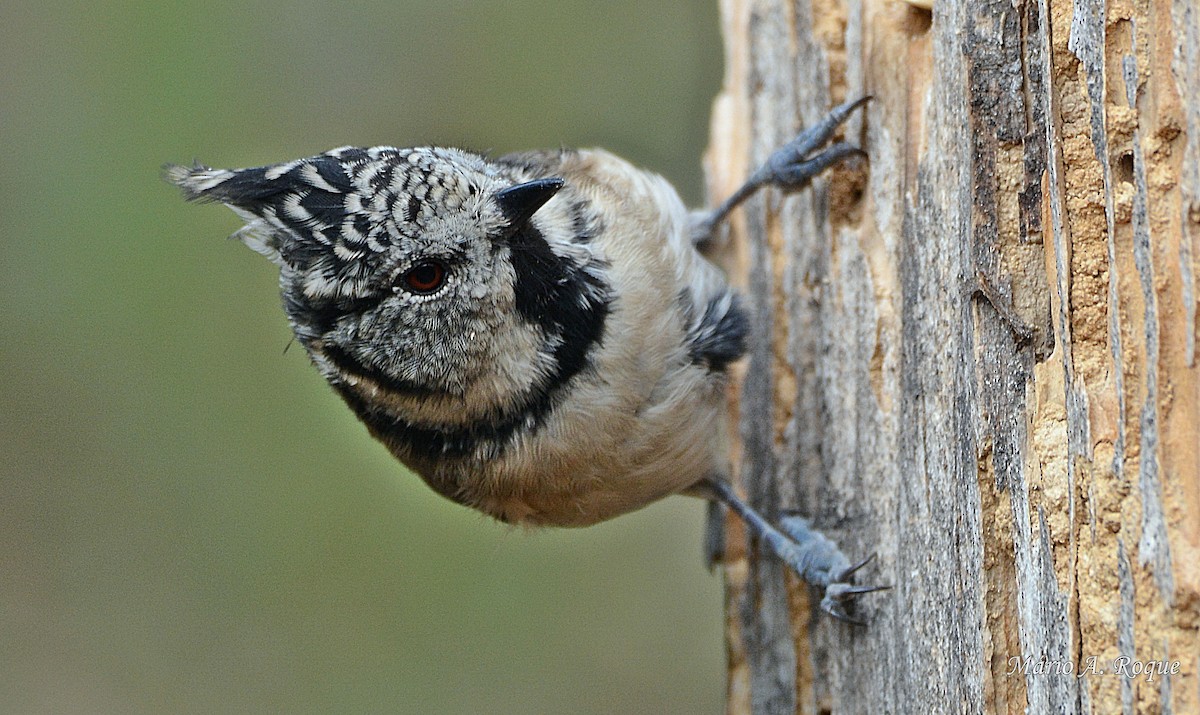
left=400, top=260, right=447, bottom=294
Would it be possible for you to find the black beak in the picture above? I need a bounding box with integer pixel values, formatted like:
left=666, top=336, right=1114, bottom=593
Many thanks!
left=495, top=178, right=564, bottom=233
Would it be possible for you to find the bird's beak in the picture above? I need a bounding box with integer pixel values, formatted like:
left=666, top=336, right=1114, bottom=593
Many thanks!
left=495, top=178, right=564, bottom=234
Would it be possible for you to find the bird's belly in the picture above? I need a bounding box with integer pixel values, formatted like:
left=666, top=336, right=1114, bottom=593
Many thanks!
left=472, top=398, right=725, bottom=527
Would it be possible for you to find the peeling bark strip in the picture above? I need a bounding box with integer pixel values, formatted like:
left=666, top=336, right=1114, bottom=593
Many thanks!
left=704, top=0, right=1200, bottom=713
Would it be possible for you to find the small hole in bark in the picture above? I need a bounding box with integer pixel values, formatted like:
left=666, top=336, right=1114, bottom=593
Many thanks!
left=903, top=3, right=932, bottom=35
left=1114, top=151, right=1134, bottom=183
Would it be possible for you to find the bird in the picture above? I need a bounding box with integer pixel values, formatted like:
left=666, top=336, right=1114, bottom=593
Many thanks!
left=167, top=96, right=885, bottom=622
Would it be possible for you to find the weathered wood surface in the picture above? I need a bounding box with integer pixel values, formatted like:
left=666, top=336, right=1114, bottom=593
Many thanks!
left=704, top=0, right=1200, bottom=713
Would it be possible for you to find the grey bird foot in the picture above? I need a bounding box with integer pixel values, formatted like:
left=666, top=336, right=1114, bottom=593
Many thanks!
left=756, top=95, right=870, bottom=192
left=779, top=514, right=890, bottom=625
left=691, top=95, right=871, bottom=245
left=704, top=479, right=888, bottom=624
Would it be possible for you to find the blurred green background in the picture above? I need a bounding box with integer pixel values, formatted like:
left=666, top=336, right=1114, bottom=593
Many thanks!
left=0, top=2, right=725, bottom=713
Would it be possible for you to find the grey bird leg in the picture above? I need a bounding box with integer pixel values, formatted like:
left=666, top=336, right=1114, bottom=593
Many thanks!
left=691, top=97, right=884, bottom=621
left=703, top=478, right=888, bottom=624
left=703, top=498, right=727, bottom=571
left=691, top=95, right=871, bottom=246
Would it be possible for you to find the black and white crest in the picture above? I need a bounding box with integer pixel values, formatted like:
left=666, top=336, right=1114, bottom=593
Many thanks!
left=167, top=146, right=508, bottom=289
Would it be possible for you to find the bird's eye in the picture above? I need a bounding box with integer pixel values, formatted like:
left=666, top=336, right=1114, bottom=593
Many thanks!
left=399, top=260, right=447, bottom=294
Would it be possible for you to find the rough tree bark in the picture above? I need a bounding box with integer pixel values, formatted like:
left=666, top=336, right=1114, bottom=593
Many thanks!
left=702, top=0, right=1200, bottom=713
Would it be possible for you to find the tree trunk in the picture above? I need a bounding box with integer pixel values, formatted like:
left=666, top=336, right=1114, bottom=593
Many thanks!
left=703, top=0, right=1200, bottom=713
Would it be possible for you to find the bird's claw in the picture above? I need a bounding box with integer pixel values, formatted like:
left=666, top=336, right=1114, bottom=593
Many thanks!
left=778, top=514, right=889, bottom=624
left=820, top=579, right=892, bottom=625
left=703, top=480, right=889, bottom=624
left=690, top=96, right=871, bottom=245
left=837, top=553, right=878, bottom=582
left=758, top=95, right=870, bottom=191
